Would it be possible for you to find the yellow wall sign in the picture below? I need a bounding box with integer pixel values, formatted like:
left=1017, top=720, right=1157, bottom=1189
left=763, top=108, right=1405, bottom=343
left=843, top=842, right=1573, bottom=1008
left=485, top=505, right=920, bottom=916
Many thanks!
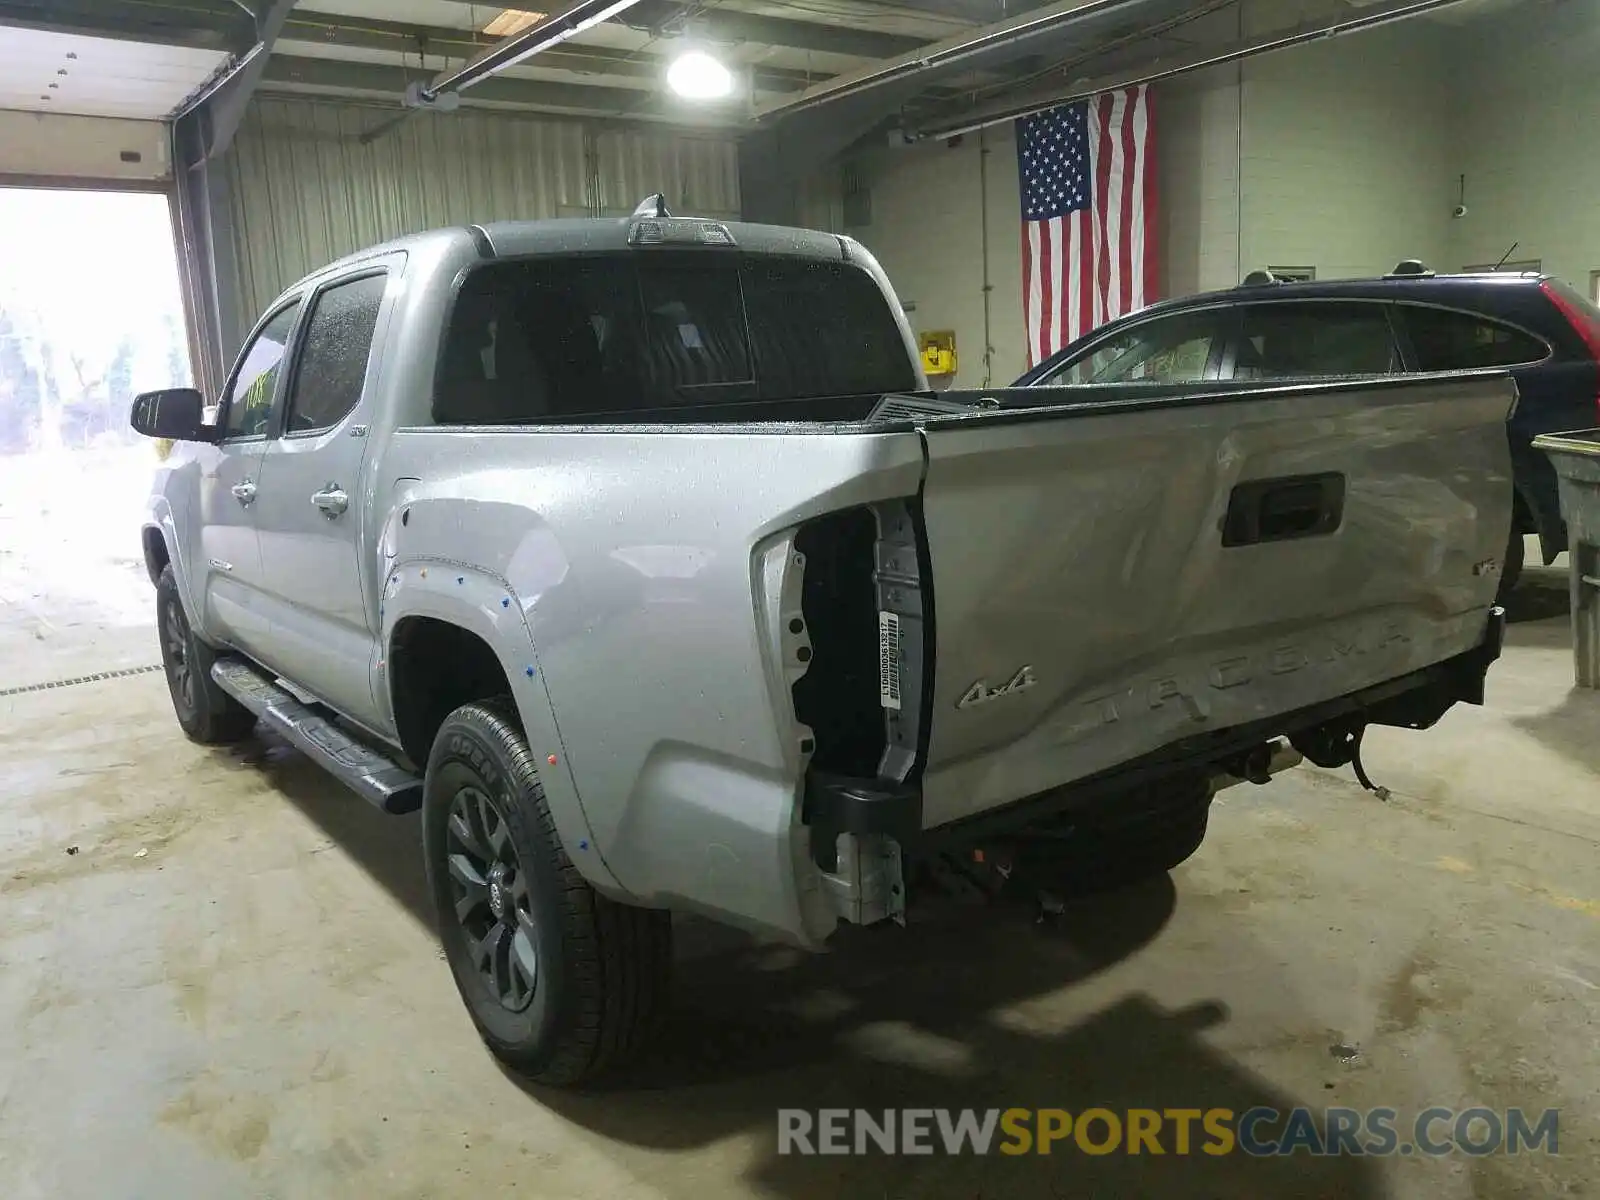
left=919, top=330, right=957, bottom=377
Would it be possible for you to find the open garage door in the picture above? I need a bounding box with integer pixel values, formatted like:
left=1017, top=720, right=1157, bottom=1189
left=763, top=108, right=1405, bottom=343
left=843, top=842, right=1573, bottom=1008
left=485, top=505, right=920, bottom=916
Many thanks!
left=0, top=22, right=227, bottom=682
left=0, top=187, right=191, bottom=682
left=0, top=25, right=226, bottom=185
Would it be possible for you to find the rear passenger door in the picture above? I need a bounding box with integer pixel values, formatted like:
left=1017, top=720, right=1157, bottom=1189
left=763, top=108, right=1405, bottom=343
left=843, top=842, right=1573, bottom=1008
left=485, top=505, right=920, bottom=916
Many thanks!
left=248, top=263, right=397, bottom=725
left=1223, top=301, right=1400, bottom=379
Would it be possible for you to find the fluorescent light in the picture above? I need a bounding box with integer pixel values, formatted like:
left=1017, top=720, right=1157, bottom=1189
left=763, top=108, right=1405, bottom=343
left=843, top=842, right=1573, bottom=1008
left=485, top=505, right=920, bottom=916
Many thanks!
left=666, top=49, right=734, bottom=101
left=483, top=9, right=547, bottom=37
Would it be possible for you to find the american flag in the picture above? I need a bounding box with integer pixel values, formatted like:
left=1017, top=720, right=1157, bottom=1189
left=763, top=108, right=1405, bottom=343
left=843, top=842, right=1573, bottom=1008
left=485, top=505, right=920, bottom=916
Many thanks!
left=1017, top=87, right=1156, bottom=367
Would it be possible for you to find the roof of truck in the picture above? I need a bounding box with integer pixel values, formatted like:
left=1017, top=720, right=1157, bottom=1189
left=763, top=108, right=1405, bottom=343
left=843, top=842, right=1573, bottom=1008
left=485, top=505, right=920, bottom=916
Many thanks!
left=286, top=211, right=851, bottom=297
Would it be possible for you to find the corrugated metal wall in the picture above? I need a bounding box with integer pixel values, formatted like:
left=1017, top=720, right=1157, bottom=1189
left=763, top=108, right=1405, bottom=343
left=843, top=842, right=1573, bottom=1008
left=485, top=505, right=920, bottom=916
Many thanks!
left=217, top=96, right=741, bottom=334
left=593, top=127, right=740, bottom=219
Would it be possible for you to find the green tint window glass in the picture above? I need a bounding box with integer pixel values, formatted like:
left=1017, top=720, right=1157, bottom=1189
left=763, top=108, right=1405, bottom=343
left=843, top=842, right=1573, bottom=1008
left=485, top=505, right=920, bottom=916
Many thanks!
left=224, top=302, right=301, bottom=438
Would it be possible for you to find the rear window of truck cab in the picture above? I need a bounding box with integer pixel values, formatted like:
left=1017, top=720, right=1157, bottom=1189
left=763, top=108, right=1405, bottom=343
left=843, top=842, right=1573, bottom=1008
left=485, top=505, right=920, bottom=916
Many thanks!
left=433, top=251, right=917, bottom=424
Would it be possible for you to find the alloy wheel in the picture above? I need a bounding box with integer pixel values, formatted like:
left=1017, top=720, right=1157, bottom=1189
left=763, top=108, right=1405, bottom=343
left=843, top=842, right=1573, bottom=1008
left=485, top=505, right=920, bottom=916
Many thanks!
left=163, top=602, right=195, bottom=713
left=445, top=785, right=539, bottom=1012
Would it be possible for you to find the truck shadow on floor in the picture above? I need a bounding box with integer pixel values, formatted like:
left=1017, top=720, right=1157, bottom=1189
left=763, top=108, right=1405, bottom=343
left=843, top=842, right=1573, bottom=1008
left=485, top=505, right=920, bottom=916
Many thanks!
left=241, top=737, right=1384, bottom=1198
left=227, top=730, right=437, bottom=930
left=530, top=885, right=1384, bottom=1198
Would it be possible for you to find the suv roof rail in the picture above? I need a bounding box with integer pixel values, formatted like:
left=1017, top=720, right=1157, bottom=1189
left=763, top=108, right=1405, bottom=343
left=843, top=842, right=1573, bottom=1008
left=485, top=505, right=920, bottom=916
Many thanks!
left=1386, top=259, right=1436, bottom=278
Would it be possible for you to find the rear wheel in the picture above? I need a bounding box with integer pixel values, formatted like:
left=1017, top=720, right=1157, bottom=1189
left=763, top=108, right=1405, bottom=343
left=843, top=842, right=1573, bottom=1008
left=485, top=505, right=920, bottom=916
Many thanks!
left=423, top=700, right=671, bottom=1085
left=155, top=565, right=255, bottom=744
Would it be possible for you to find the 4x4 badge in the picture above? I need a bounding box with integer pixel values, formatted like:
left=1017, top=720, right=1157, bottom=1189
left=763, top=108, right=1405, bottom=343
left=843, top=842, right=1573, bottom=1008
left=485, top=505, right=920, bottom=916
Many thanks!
left=958, top=666, right=1039, bottom=710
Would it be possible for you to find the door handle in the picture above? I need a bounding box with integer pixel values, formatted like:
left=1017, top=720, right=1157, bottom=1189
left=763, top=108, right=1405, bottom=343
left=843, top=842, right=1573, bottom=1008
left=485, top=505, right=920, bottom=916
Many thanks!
left=312, top=485, right=349, bottom=519
left=231, top=481, right=256, bottom=506
left=1223, top=473, right=1346, bottom=547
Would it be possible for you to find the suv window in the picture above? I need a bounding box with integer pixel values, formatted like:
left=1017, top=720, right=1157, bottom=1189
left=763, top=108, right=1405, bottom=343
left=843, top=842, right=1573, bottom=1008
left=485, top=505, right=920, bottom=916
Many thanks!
left=1232, top=302, right=1397, bottom=378
left=224, top=301, right=302, bottom=439
left=283, top=274, right=387, bottom=434
left=1400, top=306, right=1548, bottom=370
left=434, top=252, right=917, bottom=423
left=1039, top=311, right=1224, bottom=385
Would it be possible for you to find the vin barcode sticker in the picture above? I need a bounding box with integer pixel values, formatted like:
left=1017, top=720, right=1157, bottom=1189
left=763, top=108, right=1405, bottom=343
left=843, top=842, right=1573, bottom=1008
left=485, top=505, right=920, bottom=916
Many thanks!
left=878, top=611, right=902, bottom=711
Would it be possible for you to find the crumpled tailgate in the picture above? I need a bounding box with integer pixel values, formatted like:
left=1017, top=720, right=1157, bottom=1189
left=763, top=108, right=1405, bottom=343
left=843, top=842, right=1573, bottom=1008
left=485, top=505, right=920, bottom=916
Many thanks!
left=916, top=374, right=1517, bottom=828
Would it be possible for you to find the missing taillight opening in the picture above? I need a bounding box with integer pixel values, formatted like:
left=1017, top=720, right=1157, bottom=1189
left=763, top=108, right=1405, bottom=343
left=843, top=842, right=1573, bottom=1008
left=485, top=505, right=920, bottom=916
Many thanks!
left=791, top=509, right=884, bottom=778
left=790, top=501, right=930, bottom=792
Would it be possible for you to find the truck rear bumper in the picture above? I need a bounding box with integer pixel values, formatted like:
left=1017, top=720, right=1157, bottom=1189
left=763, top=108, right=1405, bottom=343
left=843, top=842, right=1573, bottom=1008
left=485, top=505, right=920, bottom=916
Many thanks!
left=805, top=607, right=1505, bottom=858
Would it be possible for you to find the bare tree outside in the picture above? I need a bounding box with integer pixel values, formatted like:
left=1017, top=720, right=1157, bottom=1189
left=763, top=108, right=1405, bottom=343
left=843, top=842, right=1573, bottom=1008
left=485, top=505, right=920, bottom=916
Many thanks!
left=0, top=188, right=192, bottom=656
left=0, top=189, right=190, bottom=454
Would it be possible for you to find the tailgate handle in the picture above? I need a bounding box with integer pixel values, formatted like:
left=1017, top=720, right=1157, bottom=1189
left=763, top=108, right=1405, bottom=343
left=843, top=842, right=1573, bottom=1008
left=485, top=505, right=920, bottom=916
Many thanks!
left=1223, top=473, right=1345, bottom=547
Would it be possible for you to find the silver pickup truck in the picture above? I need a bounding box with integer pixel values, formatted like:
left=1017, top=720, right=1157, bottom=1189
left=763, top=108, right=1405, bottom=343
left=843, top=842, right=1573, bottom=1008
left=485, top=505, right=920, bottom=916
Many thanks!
left=133, top=200, right=1513, bottom=1084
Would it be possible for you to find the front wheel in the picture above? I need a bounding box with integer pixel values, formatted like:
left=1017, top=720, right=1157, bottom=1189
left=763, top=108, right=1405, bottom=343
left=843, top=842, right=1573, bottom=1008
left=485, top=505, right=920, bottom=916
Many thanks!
left=155, top=565, right=255, bottom=744
left=422, top=700, right=671, bottom=1086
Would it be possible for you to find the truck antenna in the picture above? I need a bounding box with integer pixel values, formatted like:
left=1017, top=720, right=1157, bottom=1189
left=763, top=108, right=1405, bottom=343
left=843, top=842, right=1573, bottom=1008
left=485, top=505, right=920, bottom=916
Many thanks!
left=1493, top=241, right=1520, bottom=271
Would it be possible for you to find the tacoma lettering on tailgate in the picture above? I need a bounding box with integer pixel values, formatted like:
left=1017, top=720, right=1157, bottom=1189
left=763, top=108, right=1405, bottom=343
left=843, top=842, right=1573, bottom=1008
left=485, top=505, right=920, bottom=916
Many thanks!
left=1065, top=622, right=1413, bottom=738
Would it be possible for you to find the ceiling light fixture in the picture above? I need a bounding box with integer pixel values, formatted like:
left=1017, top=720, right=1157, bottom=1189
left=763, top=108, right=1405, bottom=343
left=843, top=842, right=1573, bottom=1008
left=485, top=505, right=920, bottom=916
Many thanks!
left=666, top=49, right=734, bottom=100
left=483, top=8, right=547, bottom=37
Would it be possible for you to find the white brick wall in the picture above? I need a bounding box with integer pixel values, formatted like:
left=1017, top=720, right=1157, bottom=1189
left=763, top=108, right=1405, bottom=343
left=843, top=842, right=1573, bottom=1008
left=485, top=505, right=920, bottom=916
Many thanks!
left=840, top=127, right=1028, bottom=388
left=1165, top=21, right=1456, bottom=294
left=1448, top=0, right=1600, bottom=287
left=822, top=15, right=1461, bottom=385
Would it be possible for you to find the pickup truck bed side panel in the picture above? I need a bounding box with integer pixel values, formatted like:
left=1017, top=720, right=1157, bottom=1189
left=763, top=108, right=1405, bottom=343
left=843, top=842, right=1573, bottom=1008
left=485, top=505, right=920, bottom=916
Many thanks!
left=382, top=427, right=925, bottom=940
left=373, top=554, right=627, bottom=894
left=917, top=374, right=1516, bottom=826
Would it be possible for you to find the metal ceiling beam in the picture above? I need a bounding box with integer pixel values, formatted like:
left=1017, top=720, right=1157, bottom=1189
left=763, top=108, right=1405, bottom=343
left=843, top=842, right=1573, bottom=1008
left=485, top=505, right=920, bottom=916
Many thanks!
left=621, top=0, right=926, bottom=58
left=429, top=0, right=928, bottom=59
left=424, top=0, right=648, bottom=97
left=751, top=0, right=1134, bottom=119
left=190, top=0, right=298, bottom=154
left=945, top=0, right=1237, bottom=111
left=170, top=0, right=298, bottom=159
left=0, top=0, right=252, bottom=52
left=282, top=8, right=827, bottom=92
left=259, top=53, right=741, bottom=123
left=911, top=0, right=1476, bottom=138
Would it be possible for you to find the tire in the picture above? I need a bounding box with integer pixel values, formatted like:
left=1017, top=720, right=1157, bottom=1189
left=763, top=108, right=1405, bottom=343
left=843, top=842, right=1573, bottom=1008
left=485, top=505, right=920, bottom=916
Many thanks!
left=422, top=700, right=671, bottom=1086
left=155, top=565, right=256, bottom=745
left=1496, top=526, right=1525, bottom=603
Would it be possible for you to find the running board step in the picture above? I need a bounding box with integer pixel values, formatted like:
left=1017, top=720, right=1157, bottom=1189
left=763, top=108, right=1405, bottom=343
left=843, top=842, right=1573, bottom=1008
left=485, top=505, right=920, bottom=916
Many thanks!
left=210, top=658, right=422, bottom=814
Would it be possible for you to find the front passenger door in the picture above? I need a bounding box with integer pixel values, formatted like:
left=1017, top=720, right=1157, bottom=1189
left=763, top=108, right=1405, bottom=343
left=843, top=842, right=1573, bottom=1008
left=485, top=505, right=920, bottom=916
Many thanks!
left=197, top=299, right=301, bottom=655
left=250, top=269, right=392, bottom=725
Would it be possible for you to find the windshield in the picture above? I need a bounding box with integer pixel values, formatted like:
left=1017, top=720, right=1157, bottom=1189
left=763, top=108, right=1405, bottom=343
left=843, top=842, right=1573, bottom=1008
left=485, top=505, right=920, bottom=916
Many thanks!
left=435, top=251, right=917, bottom=423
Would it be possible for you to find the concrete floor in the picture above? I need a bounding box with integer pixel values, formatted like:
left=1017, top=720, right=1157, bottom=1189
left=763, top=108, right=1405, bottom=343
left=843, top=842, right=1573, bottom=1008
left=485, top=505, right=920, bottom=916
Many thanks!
left=1, top=528, right=1596, bottom=1198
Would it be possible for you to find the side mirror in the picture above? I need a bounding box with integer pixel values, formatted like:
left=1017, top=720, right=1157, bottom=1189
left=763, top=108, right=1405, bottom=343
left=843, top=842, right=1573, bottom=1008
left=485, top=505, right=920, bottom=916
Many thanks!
left=130, top=388, right=215, bottom=442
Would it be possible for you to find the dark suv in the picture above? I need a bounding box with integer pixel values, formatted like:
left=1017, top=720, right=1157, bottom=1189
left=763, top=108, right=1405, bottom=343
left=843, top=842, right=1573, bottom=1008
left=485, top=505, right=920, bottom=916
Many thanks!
left=1015, top=263, right=1600, bottom=592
